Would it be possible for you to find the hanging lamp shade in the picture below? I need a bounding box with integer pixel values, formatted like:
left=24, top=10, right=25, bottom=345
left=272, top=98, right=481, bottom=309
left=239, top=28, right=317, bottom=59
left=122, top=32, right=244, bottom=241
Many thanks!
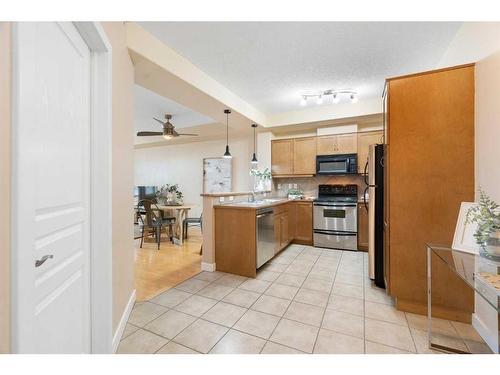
left=251, top=123, right=258, bottom=164
left=223, top=109, right=232, bottom=159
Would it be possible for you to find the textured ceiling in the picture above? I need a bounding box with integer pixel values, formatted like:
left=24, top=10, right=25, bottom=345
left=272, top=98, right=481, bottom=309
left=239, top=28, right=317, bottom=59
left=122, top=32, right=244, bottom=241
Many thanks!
left=139, top=22, right=462, bottom=114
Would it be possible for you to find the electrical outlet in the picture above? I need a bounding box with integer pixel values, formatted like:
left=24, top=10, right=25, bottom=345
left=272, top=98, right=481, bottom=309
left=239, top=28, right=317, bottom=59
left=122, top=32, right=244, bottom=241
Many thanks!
left=219, top=197, right=225, bottom=203
left=229, top=196, right=234, bottom=201
left=288, top=184, right=293, bottom=189
left=277, top=184, right=282, bottom=190
left=293, top=184, right=298, bottom=189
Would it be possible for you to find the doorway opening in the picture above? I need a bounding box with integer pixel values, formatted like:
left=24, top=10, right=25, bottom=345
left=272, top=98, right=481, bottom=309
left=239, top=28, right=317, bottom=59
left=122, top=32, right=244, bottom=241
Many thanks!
left=132, top=84, right=209, bottom=301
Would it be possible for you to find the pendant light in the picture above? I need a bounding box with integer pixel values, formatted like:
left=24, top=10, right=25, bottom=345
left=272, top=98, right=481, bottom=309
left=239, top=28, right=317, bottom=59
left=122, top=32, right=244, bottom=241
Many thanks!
left=251, top=123, right=258, bottom=164
left=223, top=109, right=232, bottom=158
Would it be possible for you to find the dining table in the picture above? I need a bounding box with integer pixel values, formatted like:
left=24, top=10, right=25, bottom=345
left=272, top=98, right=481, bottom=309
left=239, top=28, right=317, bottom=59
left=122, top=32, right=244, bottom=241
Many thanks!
left=156, top=204, right=196, bottom=245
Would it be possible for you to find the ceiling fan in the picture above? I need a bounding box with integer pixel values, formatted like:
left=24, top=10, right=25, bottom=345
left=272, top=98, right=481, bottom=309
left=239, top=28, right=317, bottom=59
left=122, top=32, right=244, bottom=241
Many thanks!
left=136, top=114, right=198, bottom=140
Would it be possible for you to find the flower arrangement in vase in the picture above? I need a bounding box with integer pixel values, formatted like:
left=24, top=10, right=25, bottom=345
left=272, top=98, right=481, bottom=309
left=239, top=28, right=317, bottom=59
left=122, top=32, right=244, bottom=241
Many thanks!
left=250, top=168, right=272, bottom=192
left=466, top=188, right=500, bottom=261
left=156, top=184, right=184, bottom=206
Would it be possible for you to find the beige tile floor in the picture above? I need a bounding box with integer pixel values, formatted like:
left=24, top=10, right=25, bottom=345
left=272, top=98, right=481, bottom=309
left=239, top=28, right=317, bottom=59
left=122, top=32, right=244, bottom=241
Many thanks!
left=118, top=245, right=493, bottom=354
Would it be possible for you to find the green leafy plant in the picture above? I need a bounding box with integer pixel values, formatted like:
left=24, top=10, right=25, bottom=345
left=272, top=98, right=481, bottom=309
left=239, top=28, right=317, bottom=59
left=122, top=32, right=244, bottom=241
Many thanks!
left=466, top=188, right=500, bottom=247
left=250, top=167, right=271, bottom=180
left=156, top=184, right=183, bottom=204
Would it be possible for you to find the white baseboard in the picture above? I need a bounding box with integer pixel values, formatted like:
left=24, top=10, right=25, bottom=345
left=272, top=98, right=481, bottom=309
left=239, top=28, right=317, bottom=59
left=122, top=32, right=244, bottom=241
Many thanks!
left=112, top=289, right=136, bottom=353
left=201, top=262, right=216, bottom=272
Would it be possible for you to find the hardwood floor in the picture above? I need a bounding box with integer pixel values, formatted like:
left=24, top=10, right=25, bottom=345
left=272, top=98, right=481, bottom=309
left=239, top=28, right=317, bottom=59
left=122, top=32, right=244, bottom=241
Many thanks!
left=134, top=227, right=202, bottom=301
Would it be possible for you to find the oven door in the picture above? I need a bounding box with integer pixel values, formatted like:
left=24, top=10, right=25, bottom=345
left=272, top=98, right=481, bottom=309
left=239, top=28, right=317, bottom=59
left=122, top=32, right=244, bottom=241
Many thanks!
left=313, top=203, right=357, bottom=232
left=316, top=156, right=348, bottom=175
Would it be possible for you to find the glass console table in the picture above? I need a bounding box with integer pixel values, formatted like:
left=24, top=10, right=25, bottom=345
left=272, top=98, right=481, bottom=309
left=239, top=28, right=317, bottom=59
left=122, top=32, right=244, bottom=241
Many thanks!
left=426, top=244, right=499, bottom=354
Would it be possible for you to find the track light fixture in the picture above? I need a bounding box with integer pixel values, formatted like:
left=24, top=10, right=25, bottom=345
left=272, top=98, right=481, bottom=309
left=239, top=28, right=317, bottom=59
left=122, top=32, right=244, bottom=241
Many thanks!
left=299, top=90, right=358, bottom=106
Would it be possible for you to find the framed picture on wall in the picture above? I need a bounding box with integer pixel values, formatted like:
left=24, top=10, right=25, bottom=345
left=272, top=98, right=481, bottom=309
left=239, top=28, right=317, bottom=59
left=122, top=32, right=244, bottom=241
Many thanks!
left=452, top=202, right=479, bottom=254
left=203, top=157, right=232, bottom=193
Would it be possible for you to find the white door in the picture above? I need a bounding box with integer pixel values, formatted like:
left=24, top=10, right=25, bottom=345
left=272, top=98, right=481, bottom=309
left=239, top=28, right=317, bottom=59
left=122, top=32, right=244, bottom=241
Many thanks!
left=12, top=22, right=91, bottom=353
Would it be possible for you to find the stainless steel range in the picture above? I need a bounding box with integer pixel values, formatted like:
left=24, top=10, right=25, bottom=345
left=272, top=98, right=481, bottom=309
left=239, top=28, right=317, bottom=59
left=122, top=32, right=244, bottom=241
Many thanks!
left=313, top=184, right=358, bottom=251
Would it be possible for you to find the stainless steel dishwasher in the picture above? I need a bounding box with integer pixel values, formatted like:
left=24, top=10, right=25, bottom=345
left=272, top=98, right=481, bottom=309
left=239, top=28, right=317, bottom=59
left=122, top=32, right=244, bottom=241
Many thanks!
left=256, top=207, right=275, bottom=268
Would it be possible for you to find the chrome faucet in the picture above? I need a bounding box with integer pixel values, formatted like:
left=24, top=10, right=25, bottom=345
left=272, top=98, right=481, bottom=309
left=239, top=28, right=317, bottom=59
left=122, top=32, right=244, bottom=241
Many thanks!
left=248, top=192, right=256, bottom=202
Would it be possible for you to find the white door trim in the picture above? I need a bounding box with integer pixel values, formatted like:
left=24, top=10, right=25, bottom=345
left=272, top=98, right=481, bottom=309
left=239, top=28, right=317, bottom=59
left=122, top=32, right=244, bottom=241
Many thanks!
left=11, top=22, right=113, bottom=353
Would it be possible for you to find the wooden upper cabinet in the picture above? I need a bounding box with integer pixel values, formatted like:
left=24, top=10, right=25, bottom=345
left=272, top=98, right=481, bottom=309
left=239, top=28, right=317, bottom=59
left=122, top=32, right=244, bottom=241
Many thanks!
left=316, top=135, right=337, bottom=155
left=271, top=139, right=294, bottom=175
left=357, top=131, right=383, bottom=173
left=336, top=133, right=358, bottom=154
left=317, top=133, right=357, bottom=155
left=293, top=137, right=317, bottom=175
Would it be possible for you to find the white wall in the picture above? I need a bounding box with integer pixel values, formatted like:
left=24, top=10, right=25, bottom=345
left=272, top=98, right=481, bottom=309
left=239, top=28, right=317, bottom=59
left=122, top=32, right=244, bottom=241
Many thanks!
left=475, top=49, right=500, bottom=202
left=438, top=22, right=500, bottom=68
left=134, top=137, right=254, bottom=217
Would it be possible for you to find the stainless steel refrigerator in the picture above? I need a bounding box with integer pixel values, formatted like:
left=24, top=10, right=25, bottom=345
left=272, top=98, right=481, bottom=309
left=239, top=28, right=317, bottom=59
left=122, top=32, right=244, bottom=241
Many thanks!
left=365, top=144, right=385, bottom=288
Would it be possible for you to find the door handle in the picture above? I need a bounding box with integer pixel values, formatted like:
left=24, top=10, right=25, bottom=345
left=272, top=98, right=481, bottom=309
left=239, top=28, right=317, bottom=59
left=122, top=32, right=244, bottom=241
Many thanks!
left=35, top=255, right=54, bottom=267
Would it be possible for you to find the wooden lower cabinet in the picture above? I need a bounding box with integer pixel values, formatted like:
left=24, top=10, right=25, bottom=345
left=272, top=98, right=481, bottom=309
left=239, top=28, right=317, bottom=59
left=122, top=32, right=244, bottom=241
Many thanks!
left=293, top=201, right=313, bottom=245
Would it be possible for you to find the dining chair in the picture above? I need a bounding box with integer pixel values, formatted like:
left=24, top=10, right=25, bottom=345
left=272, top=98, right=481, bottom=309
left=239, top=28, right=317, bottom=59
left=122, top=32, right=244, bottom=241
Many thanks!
left=183, top=213, right=203, bottom=239
left=136, top=199, right=176, bottom=250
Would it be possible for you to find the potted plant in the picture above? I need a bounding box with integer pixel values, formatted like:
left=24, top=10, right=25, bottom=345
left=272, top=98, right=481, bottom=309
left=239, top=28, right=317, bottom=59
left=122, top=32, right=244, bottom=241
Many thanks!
left=156, top=184, right=184, bottom=206
left=466, top=188, right=500, bottom=261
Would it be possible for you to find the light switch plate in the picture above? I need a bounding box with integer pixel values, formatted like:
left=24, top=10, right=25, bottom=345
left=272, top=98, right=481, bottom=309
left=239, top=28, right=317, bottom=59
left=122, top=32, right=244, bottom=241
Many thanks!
left=219, top=197, right=225, bottom=203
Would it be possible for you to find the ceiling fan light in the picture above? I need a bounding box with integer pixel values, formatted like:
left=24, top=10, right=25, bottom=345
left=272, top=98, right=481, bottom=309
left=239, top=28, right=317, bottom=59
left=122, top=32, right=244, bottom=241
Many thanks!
left=223, top=145, right=232, bottom=159
left=163, top=134, right=173, bottom=140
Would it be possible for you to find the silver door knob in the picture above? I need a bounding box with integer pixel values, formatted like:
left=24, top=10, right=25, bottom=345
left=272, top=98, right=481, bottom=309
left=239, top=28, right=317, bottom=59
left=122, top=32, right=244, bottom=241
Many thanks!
left=35, top=255, right=54, bottom=267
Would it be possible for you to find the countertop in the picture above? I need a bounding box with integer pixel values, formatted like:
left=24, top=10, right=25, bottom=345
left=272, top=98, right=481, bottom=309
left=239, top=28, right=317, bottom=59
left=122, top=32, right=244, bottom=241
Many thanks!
left=214, top=197, right=314, bottom=210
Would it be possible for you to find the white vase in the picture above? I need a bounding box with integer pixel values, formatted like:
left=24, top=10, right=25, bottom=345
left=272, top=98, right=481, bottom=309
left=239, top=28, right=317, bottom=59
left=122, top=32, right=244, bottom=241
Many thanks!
left=264, top=179, right=272, bottom=192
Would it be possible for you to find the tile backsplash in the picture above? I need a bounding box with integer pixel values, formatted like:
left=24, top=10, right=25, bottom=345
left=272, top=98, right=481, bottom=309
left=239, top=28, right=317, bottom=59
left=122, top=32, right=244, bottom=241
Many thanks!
left=273, top=175, right=367, bottom=200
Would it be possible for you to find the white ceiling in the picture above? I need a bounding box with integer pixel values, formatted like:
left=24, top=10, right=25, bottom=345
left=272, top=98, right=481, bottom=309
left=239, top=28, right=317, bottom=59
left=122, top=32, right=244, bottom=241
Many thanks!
left=134, top=84, right=215, bottom=143
left=139, top=22, right=462, bottom=114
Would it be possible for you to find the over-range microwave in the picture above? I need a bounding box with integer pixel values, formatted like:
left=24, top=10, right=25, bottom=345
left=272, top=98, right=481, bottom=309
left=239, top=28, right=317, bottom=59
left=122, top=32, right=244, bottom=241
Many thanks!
left=316, top=154, right=358, bottom=175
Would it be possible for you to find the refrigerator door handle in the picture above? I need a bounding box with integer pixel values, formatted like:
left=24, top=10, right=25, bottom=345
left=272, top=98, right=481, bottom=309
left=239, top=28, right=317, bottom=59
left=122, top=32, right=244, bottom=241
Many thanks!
left=363, top=186, right=369, bottom=212
left=363, top=160, right=369, bottom=185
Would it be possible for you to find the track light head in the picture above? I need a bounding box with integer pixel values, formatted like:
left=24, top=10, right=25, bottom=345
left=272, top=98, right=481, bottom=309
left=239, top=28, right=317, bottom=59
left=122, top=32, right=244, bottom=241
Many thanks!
left=332, top=93, right=340, bottom=104
left=350, top=93, right=358, bottom=103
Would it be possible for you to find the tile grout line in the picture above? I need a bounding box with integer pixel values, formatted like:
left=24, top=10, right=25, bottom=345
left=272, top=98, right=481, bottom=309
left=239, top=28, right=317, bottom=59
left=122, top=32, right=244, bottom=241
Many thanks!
left=257, top=245, right=305, bottom=353
left=311, top=248, right=343, bottom=354
left=264, top=245, right=330, bottom=353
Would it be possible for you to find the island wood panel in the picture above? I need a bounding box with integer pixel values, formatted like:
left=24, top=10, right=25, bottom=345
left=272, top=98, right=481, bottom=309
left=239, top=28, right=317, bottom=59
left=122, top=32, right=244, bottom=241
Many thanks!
left=293, top=137, right=317, bottom=175
left=271, top=139, right=294, bottom=175
left=387, top=64, right=475, bottom=322
left=214, top=207, right=257, bottom=278
left=293, top=201, right=313, bottom=245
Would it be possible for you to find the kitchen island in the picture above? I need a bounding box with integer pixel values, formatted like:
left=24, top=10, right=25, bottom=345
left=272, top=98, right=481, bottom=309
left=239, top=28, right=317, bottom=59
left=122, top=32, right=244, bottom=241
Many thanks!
left=214, top=198, right=313, bottom=277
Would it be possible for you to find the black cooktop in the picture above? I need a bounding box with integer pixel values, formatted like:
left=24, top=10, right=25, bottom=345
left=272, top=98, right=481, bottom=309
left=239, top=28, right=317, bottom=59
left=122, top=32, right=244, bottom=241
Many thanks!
left=315, top=184, right=358, bottom=203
